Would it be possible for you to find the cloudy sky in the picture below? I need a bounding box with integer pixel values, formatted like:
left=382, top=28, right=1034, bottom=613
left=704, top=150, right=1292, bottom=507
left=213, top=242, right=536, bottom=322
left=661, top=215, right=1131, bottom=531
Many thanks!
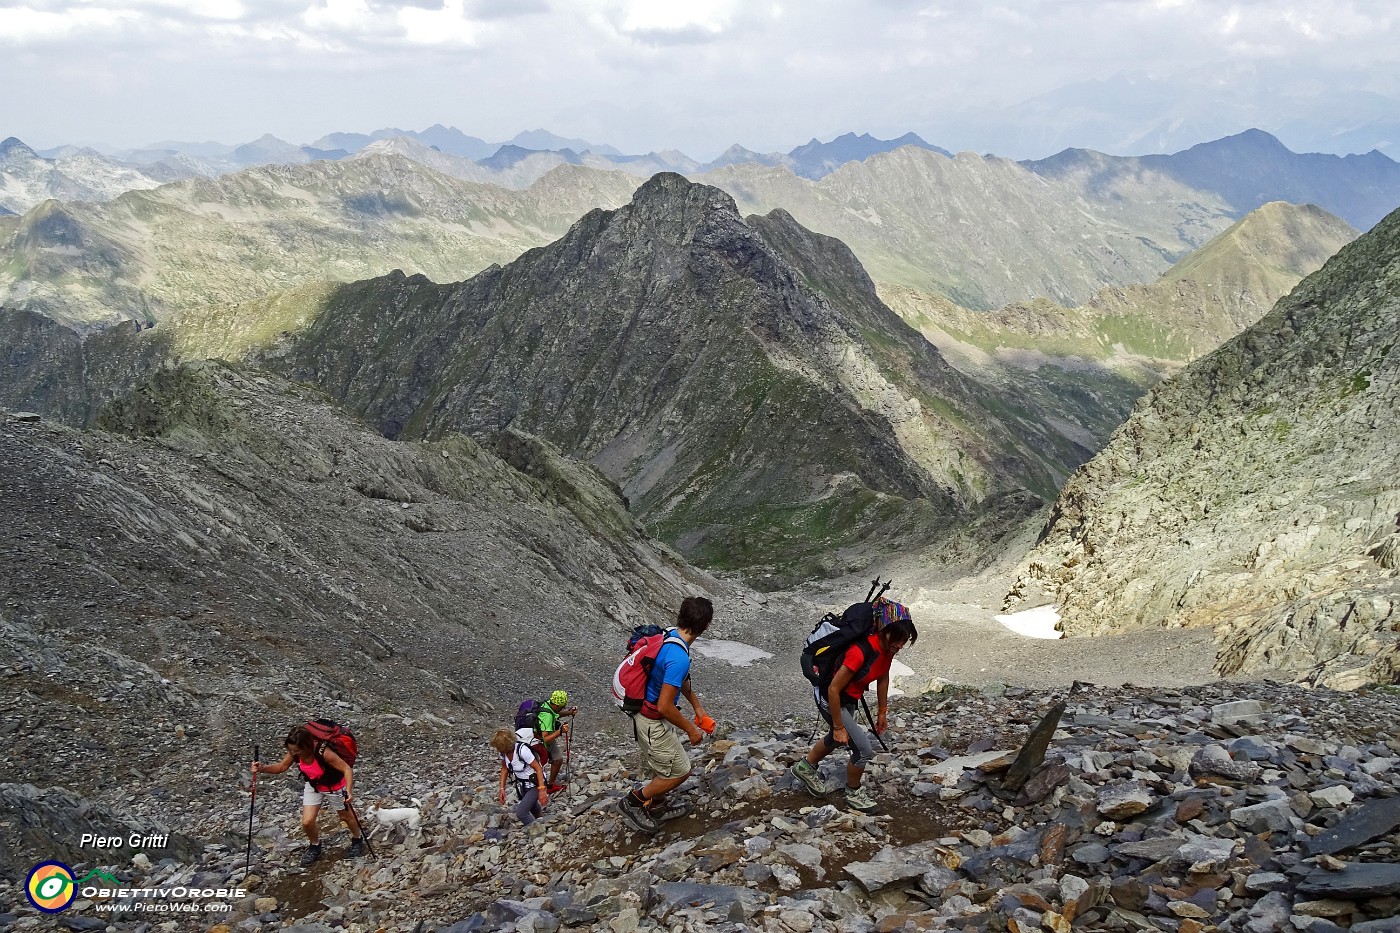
left=4, top=0, right=1398, bottom=158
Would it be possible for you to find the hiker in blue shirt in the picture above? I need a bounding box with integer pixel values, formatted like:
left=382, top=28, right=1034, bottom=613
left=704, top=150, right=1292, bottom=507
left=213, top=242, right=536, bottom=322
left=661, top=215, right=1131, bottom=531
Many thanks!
left=618, top=596, right=713, bottom=834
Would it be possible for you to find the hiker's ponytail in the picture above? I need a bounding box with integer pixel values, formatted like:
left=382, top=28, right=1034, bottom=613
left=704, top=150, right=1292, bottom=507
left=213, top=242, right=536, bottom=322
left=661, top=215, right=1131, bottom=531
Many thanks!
left=881, top=618, right=918, bottom=648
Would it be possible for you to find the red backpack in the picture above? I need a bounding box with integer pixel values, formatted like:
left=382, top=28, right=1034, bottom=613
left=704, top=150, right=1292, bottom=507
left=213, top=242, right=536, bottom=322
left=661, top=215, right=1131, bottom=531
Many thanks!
left=612, top=629, right=689, bottom=714
left=305, top=718, right=358, bottom=766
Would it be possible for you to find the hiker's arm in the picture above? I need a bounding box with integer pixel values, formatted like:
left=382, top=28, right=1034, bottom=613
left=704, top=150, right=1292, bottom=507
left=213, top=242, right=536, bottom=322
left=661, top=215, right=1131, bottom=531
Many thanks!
left=875, top=675, right=890, bottom=734
left=254, top=752, right=293, bottom=776
left=828, top=666, right=857, bottom=743
left=658, top=682, right=704, bottom=744
left=498, top=761, right=507, bottom=803
left=322, top=748, right=353, bottom=801
left=680, top=676, right=706, bottom=717
left=532, top=759, right=549, bottom=805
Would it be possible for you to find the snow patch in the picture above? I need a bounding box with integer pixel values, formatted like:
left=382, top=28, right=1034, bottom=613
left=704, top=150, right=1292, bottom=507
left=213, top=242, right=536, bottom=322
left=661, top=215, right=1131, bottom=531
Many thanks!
left=693, top=639, right=774, bottom=667
left=994, top=606, right=1064, bottom=639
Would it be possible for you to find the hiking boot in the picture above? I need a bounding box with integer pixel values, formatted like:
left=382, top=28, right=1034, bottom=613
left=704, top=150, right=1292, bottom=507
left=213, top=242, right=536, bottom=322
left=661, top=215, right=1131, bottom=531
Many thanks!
left=346, top=837, right=365, bottom=858
left=651, top=799, right=692, bottom=823
left=617, top=794, right=660, bottom=834
left=790, top=759, right=827, bottom=796
left=547, top=783, right=566, bottom=794
left=844, top=785, right=879, bottom=812
left=299, top=844, right=323, bottom=867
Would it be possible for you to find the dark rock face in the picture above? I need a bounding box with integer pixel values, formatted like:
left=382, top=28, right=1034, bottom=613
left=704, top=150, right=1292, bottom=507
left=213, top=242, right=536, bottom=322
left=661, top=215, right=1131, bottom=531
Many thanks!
left=268, top=175, right=1063, bottom=579
left=0, top=307, right=170, bottom=422
left=1009, top=201, right=1400, bottom=686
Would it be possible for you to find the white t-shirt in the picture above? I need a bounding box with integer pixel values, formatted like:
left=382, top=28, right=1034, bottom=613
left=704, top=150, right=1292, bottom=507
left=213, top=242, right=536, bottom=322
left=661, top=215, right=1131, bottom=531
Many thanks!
left=507, top=742, right=537, bottom=781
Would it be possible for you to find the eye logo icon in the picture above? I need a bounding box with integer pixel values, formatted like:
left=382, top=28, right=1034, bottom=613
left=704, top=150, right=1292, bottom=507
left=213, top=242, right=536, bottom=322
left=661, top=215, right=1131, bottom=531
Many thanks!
left=26, top=861, right=76, bottom=913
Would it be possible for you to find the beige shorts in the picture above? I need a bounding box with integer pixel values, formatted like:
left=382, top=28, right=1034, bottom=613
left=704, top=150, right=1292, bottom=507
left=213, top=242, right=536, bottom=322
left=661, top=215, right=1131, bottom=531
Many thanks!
left=632, top=714, right=691, bottom=779
left=302, top=783, right=348, bottom=811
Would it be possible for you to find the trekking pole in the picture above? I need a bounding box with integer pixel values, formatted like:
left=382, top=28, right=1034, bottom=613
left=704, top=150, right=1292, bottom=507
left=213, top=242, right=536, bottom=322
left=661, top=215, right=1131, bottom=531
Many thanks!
left=563, top=718, right=573, bottom=795
left=245, top=744, right=259, bottom=879
left=345, top=799, right=377, bottom=859
left=860, top=696, right=890, bottom=753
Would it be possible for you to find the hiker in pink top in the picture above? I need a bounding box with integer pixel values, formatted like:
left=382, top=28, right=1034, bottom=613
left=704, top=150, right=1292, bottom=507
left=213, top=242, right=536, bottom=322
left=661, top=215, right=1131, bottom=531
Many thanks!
left=253, top=725, right=365, bottom=866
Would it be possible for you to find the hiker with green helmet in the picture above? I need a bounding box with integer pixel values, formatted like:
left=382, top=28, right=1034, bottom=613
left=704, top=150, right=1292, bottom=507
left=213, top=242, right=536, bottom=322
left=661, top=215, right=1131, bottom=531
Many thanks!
left=537, top=689, right=578, bottom=792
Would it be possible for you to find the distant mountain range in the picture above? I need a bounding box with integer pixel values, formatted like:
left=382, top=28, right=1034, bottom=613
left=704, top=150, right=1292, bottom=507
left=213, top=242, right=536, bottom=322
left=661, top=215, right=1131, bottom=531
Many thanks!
left=1, top=137, right=206, bottom=215
left=881, top=201, right=1359, bottom=483
left=0, top=156, right=640, bottom=331
left=5, top=129, right=1394, bottom=331
left=10, top=125, right=1399, bottom=241
left=1, top=128, right=948, bottom=214
left=1028, top=129, right=1400, bottom=232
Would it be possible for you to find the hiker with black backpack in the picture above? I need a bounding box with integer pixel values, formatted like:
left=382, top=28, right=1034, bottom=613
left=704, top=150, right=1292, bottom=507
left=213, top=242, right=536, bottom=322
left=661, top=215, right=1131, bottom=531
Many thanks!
left=492, top=727, right=550, bottom=826
left=252, top=722, right=366, bottom=866
left=615, top=596, right=714, bottom=834
left=791, top=598, right=918, bottom=812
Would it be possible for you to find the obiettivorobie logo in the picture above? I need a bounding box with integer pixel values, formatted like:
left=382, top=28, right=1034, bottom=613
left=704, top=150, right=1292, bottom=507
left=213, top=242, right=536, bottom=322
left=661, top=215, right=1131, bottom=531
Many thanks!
left=25, top=861, right=244, bottom=916
left=26, top=862, right=119, bottom=913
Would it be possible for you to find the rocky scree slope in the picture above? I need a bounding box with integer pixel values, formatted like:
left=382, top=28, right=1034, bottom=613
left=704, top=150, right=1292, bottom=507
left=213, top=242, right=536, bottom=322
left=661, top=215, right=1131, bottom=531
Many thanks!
left=0, top=361, right=776, bottom=808
left=1005, top=203, right=1400, bottom=688
left=8, top=681, right=1398, bottom=932
left=261, top=174, right=1075, bottom=582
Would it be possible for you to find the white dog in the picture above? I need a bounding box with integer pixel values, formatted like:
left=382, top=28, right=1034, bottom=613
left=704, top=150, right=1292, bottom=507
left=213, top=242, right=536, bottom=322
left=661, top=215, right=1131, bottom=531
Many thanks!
left=363, top=798, right=422, bottom=841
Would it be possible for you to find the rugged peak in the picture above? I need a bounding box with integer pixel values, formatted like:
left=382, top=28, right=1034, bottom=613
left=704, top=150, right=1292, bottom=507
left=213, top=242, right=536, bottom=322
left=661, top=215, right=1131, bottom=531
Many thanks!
left=632, top=170, right=731, bottom=204
left=0, top=137, right=38, bottom=162
left=621, top=172, right=744, bottom=229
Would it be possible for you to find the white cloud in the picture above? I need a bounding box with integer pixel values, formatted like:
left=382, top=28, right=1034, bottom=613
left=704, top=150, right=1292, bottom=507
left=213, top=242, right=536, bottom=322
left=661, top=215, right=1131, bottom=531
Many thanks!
left=0, top=5, right=137, bottom=42
left=301, top=0, right=378, bottom=32
left=125, top=0, right=248, bottom=19
left=398, top=0, right=480, bottom=45
left=618, top=0, right=733, bottom=36
left=1, top=0, right=1397, bottom=156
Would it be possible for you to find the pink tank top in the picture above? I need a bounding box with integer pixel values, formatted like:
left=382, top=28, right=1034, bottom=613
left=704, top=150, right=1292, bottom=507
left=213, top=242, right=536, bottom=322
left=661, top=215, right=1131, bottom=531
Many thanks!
left=297, top=753, right=346, bottom=791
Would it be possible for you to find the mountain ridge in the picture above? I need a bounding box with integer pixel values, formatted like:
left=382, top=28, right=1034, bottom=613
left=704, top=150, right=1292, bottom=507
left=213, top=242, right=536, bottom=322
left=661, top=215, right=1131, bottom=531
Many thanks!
left=1005, top=202, right=1400, bottom=688
left=248, top=173, right=1070, bottom=580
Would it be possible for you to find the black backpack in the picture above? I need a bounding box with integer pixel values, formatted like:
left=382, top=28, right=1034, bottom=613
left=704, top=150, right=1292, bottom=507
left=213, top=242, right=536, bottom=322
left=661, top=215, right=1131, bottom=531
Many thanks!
left=799, top=579, right=892, bottom=692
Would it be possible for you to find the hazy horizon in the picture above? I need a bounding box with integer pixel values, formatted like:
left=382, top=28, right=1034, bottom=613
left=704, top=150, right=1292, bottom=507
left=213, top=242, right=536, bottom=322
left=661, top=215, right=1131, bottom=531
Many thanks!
left=5, top=1, right=1399, bottom=160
